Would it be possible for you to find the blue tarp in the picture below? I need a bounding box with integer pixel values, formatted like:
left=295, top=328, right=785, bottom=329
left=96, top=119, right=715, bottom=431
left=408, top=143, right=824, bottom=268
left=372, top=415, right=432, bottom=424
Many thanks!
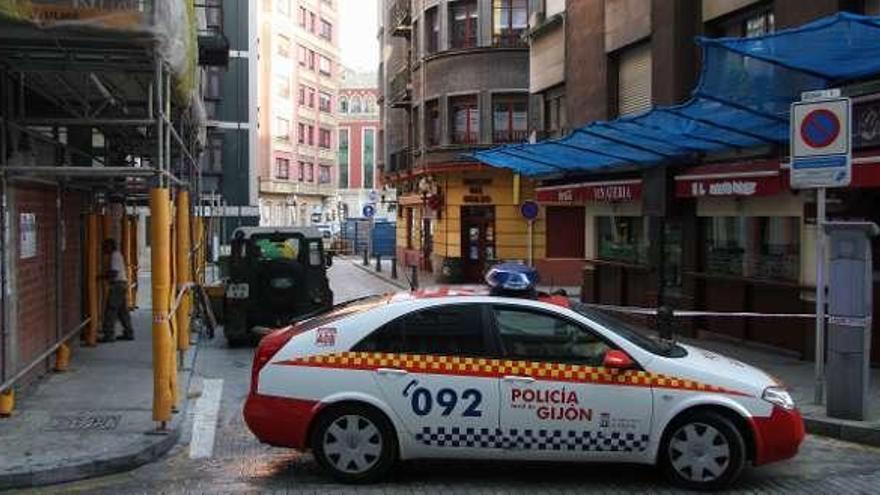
left=472, top=13, right=880, bottom=177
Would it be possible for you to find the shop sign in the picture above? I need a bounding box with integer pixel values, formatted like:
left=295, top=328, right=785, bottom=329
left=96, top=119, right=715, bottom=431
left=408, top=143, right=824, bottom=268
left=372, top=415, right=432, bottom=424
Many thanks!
left=535, top=180, right=642, bottom=204
left=20, top=213, right=36, bottom=259
left=462, top=177, right=492, bottom=204
left=675, top=175, right=783, bottom=198
left=29, top=1, right=145, bottom=30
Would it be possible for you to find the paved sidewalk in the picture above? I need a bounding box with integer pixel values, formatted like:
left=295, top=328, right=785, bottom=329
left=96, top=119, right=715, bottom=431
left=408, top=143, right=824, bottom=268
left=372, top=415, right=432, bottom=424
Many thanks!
left=349, top=257, right=880, bottom=447
left=0, top=274, right=198, bottom=490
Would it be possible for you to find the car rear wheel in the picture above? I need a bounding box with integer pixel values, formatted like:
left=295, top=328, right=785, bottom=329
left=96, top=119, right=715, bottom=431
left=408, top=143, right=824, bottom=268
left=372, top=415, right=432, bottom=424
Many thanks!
left=661, top=411, right=746, bottom=490
left=311, top=405, right=397, bottom=483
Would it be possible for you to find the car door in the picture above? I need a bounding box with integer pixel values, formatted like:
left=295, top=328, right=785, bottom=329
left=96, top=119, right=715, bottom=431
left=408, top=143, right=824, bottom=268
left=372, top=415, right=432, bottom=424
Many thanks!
left=352, top=303, right=502, bottom=458
left=491, top=304, right=653, bottom=461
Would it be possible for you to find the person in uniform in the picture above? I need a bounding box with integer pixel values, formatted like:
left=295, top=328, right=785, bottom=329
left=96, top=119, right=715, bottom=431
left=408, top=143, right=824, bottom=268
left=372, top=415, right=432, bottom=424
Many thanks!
left=99, top=239, right=134, bottom=342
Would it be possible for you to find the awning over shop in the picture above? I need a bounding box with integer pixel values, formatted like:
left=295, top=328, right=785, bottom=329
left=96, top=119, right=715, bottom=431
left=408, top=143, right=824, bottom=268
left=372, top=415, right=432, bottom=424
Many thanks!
left=472, top=13, right=880, bottom=178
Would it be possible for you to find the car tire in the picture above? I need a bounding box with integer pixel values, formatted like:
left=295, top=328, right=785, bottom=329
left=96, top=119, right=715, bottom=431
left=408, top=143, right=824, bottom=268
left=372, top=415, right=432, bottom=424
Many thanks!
left=310, top=404, right=397, bottom=484
left=660, top=411, right=746, bottom=491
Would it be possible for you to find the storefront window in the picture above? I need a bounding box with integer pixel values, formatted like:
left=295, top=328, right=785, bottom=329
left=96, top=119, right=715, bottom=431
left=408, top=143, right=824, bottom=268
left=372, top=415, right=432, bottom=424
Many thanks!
left=702, top=216, right=799, bottom=281
left=597, top=217, right=647, bottom=264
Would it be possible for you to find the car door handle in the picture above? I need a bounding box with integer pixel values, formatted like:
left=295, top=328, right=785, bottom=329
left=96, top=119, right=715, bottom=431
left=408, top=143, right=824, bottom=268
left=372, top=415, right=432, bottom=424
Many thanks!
left=376, top=368, right=408, bottom=376
left=503, top=375, right=535, bottom=383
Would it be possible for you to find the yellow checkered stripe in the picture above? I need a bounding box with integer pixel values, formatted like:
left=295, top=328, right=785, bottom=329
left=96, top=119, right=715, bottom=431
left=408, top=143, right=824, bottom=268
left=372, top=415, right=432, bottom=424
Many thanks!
left=276, top=352, right=747, bottom=396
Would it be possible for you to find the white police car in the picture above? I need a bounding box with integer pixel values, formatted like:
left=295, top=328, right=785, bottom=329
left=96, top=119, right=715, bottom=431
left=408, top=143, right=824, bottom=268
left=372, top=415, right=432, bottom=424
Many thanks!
left=244, top=287, right=804, bottom=489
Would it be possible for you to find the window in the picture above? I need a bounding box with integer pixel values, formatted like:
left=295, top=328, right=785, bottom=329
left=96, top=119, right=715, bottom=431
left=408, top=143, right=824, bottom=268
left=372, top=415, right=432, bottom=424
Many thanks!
left=298, top=45, right=308, bottom=66
left=351, top=96, right=362, bottom=113
left=544, top=89, right=566, bottom=136
left=274, top=117, right=290, bottom=140
left=546, top=206, right=585, bottom=258
left=204, top=134, right=223, bottom=173
left=426, top=99, right=440, bottom=146
left=597, top=216, right=647, bottom=264
left=406, top=207, right=415, bottom=248
left=307, top=162, right=315, bottom=182
left=275, top=157, right=289, bottom=179
left=492, top=0, right=528, bottom=47
left=338, top=129, right=349, bottom=188
left=319, top=128, right=332, bottom=149
left=426, top=6, right=439, bottom=54
left=298, top=85, right=306, bottom=105
left=297, top=122, right=306, bottom=144
left=363, top=128, right=375, bottom=189
left=450, top=0, right=478, bottom=49
left=319, top=55, right=332, bottom=76
left=308, top=50, right=316, bottom=70
left=353, top=305, right=487, bottom=356
left=277, top=0, right=290, bottom=15
left=308, top=87, right=316, bottom=108
left=298, top=6, right=307, bottom=27
left=364, top=97, right=374, bottom=113
left=319, top=91, right=332, bottom=113
left=204, top=68, right=221, bottom=100
left=339, top=96, right=349, bottom=113
left=412, top=106, right=421, bottom=149
left=277, top=34, right=291, bottom=58
left=298, top=161, right=305, bottom=181
left=320, top=19, right=333, bottom=41
left=451, top=95, right=479, bottom=144
left=412, top=20, right=420, bottom=63
left=319, top=165, right=331, bottom=184
left=310, top=12, right=317, bottom=33
left=745, top=10, right=775, bottom=38
left=493, top=306, right=611, bottom=365
left=702, top=216, right=799, bottom=280
left=492, top=93, right=528, bottom=143
left=308, top=124, right=315, bottom=145
left=617, top=42, right=652, bottom=117
left=275, top=75, right=290, bottom=98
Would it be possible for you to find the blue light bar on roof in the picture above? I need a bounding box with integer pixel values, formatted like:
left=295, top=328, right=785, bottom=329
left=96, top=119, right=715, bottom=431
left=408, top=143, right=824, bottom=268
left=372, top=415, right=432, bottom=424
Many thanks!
left=485, top=262, right=540, bottom=292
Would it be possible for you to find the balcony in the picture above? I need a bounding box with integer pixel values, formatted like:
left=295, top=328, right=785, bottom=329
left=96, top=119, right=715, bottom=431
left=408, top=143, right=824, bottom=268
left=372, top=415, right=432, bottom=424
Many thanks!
left=387, top=149, right=412, bottom=174
left=390, top=0, right=412, bottom=38
left=493, top=129, right=529, bottom=144
left=452, top=130, right=479, bottom=145
left=388, top=66, right=411, bottom=108
left=196, top=0, right=230, bottom=67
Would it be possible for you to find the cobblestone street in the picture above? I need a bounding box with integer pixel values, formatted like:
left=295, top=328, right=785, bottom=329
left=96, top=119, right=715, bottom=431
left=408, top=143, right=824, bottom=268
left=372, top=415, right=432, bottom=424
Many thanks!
left=11, top=261, right=880, bottom=495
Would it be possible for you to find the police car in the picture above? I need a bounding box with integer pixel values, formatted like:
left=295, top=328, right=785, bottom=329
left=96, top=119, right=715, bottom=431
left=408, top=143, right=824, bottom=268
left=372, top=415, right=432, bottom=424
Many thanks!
left=244, top=269, right=803, bottom=489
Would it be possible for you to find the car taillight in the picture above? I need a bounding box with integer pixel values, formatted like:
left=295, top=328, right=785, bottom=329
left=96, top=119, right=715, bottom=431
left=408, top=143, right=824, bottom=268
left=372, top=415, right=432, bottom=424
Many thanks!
left=250, top=325, right=299, bottom=393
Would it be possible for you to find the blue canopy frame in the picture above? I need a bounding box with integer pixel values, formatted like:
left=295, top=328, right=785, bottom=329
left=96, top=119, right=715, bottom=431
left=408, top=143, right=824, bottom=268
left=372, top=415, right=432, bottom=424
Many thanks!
left=472, top=13, right=880, bottom=178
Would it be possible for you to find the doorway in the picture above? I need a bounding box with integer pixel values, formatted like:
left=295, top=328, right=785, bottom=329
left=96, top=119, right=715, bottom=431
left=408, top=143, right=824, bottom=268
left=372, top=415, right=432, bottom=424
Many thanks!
left=461, top=206, right=495, bottom=282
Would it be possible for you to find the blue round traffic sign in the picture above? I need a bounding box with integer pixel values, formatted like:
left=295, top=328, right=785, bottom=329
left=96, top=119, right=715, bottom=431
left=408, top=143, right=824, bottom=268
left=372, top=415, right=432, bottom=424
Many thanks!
left=800, top=108, right=840, bottom=149
left=520, top=200, right=539, bottom=221
left=362, top=204, right=375, bottom=217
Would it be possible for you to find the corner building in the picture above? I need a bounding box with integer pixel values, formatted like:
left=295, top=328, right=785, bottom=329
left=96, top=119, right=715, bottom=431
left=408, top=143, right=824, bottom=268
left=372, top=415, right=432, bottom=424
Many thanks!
left=380, top=0, right=536, bottom=282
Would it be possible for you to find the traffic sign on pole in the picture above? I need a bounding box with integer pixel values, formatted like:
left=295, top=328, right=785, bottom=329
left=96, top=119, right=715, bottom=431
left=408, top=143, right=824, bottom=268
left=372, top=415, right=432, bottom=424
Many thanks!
left=362, top=204, right=375, bottom=218
left=790, top=96, right=851, bottom=188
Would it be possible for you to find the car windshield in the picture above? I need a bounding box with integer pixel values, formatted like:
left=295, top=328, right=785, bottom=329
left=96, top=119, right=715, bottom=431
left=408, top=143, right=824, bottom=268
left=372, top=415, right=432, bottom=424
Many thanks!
left=571, top=302, right=687, bottom=358
left=254, top=237, right=300, bottom=260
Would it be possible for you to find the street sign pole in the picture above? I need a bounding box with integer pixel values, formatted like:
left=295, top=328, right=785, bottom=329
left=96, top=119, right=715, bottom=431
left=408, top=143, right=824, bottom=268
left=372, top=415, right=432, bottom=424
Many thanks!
left=815, top=187, right=826, bottom=404
left=527, top=219, right=534, bottom=266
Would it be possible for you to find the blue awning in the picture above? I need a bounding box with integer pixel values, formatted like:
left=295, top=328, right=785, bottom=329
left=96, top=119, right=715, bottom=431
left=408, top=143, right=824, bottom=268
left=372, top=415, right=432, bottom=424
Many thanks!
left=473, top=12, right=880, bottom=177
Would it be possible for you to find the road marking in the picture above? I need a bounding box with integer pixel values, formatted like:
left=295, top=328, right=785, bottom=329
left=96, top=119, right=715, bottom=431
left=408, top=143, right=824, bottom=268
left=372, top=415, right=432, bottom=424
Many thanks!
left=189, top=379, right=223, bottom=459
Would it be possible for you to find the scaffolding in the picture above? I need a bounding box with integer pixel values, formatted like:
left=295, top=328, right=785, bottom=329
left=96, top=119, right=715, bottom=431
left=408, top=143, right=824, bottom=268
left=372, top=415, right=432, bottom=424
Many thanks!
left=0, top=1, right=209, bottom=427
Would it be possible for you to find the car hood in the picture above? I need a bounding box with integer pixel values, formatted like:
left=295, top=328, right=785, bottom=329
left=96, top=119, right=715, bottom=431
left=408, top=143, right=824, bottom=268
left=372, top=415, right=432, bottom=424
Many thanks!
left=648, top=343, right=778, bottom=397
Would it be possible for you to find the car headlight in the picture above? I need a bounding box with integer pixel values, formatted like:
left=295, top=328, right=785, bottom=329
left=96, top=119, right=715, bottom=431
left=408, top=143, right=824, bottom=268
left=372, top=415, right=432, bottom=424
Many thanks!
left=762, top=386, right=795, bottom=410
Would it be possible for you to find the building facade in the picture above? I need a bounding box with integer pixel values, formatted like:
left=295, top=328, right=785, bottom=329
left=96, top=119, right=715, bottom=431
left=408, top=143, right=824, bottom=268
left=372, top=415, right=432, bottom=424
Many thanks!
left=258, top=0, right=341, bottom=227
left=380, top=0, right=533, bottom=281
left=336, top=69, right=392, bottom=220
left=499, top=0, right=880, bottom=363
left=202, top=0, right=261, bottom=242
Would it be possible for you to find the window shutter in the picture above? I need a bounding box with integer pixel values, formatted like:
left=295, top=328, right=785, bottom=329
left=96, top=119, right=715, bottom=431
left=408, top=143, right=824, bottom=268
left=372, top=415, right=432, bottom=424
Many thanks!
left=617, top=42, right=652, bottom=116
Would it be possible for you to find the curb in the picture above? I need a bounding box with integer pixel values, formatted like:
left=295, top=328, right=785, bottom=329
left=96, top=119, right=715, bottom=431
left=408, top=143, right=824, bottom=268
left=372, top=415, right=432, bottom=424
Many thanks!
left=804, top=416, right=880, bottom=448
left=0, top=349, right=197, bottom=491
left=348, top=258, right=410, bottom=291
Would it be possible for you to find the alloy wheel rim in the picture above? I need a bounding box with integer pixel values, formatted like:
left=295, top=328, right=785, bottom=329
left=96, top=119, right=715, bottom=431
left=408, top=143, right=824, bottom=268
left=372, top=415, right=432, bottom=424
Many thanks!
left=322, top=414, right=383, bottom=474
left=668, top=422, right=731, bottom=483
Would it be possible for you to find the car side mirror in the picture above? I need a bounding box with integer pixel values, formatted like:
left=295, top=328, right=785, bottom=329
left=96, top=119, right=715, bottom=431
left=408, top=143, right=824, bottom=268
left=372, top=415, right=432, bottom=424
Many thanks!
left=603, top=349, right=635, bottom=370
left=324, top=252, right=333, bottom=268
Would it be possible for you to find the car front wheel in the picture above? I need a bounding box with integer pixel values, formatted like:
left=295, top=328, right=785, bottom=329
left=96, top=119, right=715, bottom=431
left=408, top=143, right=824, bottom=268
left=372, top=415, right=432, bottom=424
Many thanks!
left=661, top=411, right=746, bottom=490
left=311, top=405, right=397, bottom=483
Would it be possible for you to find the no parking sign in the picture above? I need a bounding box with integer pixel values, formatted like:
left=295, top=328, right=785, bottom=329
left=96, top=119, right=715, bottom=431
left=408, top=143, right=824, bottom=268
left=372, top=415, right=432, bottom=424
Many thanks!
left=791, top=96, right=851, bottom=188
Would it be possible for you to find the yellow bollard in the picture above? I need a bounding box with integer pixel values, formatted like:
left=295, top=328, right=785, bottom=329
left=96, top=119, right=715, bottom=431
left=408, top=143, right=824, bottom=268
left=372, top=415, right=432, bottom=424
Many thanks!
left=129, top=216, right=139, bottom=309
left=168, top=206, right=178, bottom=409
left=0, top=389, right=14, bottom=417
left=54, top=343, right=71, bottom=372
left=85, top=213, right=99, bottom=347
left=122, top=214, right=133, bottom=309
left=149, top=188, right=173, bottom=423
left=175, top=191, right=192, bottom=351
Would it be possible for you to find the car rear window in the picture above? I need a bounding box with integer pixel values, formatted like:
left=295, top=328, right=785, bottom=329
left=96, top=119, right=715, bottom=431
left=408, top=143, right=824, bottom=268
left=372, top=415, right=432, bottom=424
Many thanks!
left=297, top=294, right=391, bottom=332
